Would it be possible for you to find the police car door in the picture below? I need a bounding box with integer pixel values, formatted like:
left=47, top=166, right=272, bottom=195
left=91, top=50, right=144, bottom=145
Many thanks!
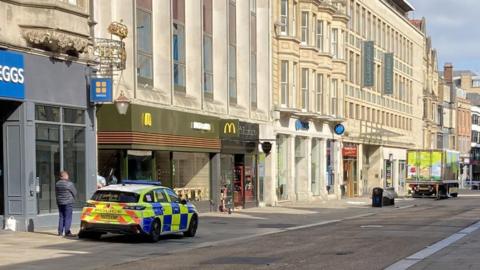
left=165, top=188, right=182, bottom=232
left=154, top=188, right=173, bottom=233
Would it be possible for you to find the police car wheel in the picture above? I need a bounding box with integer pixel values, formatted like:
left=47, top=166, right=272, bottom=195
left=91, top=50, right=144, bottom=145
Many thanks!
left=184, top=215, right=198, bottom=237
left=149, top=219, right=161, bottom=242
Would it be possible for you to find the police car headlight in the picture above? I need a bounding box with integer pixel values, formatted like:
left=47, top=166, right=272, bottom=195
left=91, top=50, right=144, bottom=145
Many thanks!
left=123, top=205, right=146, bottom=210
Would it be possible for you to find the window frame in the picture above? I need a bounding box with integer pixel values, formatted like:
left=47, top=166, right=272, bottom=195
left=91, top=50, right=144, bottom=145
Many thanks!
left=301, top=68, right=309, bottom=111
left=173, top=0, right=186, bottom=92
left=202, top=0, right=214, bottom=98
left=301, top=11, right=309, bottom=45
left=136, top=1, right=154, bottom=86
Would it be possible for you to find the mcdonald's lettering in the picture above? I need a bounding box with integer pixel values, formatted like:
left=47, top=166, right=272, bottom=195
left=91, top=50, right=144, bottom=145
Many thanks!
left=224, top=122, right=236, bottom=134
left=143, top=113, right=152, bottom=127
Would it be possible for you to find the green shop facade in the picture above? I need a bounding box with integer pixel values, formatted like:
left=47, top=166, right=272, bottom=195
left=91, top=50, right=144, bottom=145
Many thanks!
left=97, top=104, right=260, bottom=211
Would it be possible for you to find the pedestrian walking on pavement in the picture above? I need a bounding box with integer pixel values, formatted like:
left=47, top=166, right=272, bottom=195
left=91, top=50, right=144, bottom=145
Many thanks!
left=55, top=171, right=77, bottom=237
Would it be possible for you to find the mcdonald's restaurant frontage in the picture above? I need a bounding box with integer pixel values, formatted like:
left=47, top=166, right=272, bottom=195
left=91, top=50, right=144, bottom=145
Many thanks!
left=219, top=120, right=260, bottom=210
left=96, top=104, right=223, bottom=212
left=96, top=104, right=262, bottom=212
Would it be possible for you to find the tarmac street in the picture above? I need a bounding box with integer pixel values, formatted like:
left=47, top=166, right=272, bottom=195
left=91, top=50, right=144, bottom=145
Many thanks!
left=1, top=193, right=480, bottom=270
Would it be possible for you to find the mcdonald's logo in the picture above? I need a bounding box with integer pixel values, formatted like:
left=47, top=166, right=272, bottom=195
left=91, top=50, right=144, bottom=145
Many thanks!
left=220, top=119, right=239, bottom=138
left=143, top=113, right=152, bottom=127
left=224, top=122, right=236, bottom=134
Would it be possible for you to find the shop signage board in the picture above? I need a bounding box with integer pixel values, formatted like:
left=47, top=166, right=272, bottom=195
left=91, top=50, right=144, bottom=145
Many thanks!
left=342, top=144, right=357, bottom=158
left=334, top=124, right=345, bottom=135
left=0, top=50, right=25, bottom=100
left=363, top=41, right=375, bottom=87
left=191, top=121, right=212, bottom=131
left=90, top=77, right=113, bottom=103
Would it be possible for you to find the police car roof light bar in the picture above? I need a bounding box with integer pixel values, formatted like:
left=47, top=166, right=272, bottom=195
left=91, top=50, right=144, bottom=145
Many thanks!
left=121, top=180, right=162, bottom=186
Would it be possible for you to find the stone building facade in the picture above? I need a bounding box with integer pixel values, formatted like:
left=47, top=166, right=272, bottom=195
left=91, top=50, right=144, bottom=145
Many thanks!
left=342, top=0, right=424, bottom=196
left=268, top=0, right=348, bottom=204
left=94, top=0, right=271, bottom=211
left=0, top=0, right=97, bottom=231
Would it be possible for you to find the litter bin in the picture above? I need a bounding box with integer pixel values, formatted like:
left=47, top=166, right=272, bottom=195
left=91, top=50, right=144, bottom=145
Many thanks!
left=372, top=187, right=383, bottom=207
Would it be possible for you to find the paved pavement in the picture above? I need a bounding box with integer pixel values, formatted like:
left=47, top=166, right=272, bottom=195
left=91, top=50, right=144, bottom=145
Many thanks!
left=0, top=193, right=478, bottom=270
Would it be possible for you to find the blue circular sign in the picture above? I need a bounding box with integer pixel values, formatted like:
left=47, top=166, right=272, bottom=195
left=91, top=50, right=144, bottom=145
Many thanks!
left=334, top=124, right=345, bottom=135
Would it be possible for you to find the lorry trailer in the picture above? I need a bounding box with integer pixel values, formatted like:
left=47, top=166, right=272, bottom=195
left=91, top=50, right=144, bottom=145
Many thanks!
left=406, top=150, right=459, bottom=199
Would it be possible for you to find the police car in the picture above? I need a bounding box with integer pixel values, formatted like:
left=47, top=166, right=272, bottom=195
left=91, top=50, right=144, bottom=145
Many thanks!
left=78, top=181, right=198, bottom=242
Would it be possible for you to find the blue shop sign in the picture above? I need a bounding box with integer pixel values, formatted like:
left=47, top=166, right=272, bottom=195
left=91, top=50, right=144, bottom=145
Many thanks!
left=0, top=50, right=25, bottom=100
left=334, top=124, right=345, bottom=135
left=90, top=77, right=112, bottom=103
left=295, top=120, right=309, bottom=131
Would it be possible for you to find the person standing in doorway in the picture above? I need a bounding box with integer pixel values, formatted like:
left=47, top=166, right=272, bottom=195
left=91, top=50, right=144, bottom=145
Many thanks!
left=55, top=171, right=77, bottom=237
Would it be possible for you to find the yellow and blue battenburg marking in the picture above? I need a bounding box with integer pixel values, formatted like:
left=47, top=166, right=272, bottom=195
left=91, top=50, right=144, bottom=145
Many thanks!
left=80, top=185, right=198, bottom=235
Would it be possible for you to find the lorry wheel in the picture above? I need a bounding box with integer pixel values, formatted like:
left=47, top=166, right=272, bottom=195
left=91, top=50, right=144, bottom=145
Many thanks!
left=451, top=193, right=458, bottom=198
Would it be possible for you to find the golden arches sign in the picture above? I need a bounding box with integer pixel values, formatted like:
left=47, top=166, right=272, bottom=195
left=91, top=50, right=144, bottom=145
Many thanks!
left=224, top=122, right=236, bottom=134
left=143, top=112, right=152, bottom=127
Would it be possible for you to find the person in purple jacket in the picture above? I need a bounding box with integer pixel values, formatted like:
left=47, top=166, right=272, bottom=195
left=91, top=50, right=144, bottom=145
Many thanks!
left=55, top=171, right=77, bottom=237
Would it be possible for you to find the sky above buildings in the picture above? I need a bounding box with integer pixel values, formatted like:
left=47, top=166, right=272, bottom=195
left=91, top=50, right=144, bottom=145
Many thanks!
left=409, top=0, right=480, bottom=74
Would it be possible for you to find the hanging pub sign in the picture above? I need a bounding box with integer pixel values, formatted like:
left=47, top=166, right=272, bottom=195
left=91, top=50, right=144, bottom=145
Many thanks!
left=0, top=50, right=25, bottom=100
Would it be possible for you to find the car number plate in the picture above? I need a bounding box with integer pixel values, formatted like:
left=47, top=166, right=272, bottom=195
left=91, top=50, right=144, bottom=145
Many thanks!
left=99, top=213, right=119, bottom=220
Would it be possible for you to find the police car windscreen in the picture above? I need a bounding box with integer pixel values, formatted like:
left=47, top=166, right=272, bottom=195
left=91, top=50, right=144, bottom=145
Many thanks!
left=91, top=190, right=140, bottom=203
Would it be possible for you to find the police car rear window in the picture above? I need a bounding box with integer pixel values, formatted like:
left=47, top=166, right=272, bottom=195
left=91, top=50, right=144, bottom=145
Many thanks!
left=91, top=190, right=140, bottom=203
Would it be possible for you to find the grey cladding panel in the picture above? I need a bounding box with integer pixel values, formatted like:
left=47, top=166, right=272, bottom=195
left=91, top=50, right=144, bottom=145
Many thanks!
left=24, top=54, right=89, bottom=107
left=6, top=125, right=22, bottom=197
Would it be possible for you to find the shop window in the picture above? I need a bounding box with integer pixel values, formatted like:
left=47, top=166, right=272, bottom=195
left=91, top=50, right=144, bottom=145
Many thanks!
left=35, top=105, right=86, bottom=214
left=63, top=108, right=85, bottom=124
left=172, top=152, right=210, bottom=201
left=35, top=105, right=60, bottom=122
left=155, top=151, right=172, bottom=187
left=244, top=154, right=257, bottom=203
left=311, top=139, right=321, bottom=196
left=326, top=140, right=335, bottom=193
left=127, top=150, right=153, bottom=180
left=98, top=149, right=122, bottom=185
left=277, top=135, right=289, bottom=200
left=63, top=126, right=86, bottom=208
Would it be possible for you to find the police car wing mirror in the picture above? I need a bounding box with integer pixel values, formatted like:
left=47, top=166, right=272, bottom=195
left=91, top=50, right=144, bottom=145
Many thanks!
left=180, top=199, right=188, bottom=205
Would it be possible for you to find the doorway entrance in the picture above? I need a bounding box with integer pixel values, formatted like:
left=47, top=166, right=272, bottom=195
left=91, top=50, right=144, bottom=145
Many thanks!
left=233, top=154, right=245, bottom=208
left=344, top=160, right=358, bottom=197
left=0, top=100, right=21, bottom=217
